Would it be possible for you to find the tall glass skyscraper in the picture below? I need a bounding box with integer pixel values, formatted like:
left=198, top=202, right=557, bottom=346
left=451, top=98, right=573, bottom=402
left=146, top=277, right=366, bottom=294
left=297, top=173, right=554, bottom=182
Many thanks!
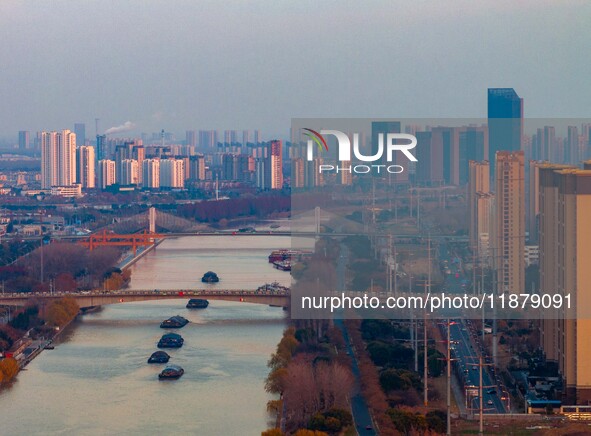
left=487, top=88, right=523, bottom=178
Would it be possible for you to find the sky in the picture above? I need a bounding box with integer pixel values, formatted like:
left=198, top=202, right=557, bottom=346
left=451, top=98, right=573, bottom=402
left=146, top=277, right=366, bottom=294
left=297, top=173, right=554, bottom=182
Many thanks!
left=0, top=0, right=590, bottom=140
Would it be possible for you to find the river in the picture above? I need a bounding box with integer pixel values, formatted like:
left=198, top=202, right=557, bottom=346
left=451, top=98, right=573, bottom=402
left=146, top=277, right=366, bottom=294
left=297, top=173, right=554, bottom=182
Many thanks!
left=0, top=235, right=292, bottom=435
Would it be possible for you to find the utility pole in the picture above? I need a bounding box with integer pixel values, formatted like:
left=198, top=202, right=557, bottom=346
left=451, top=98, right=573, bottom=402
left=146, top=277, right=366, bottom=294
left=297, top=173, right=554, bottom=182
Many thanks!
left=417, top=188, right=421, bottom=229
left=437, top=321, right=456, bottom=434
left=468, top=355, right=494, bottom=436
left=409, top=185, right=413, bottom=219
left=424, top=237, right=431, bottom=406
left=388, top=234, right=392, bottom=295
left=446, top=319, right=451, bottom=436
left=479, top=356, right=484, bottom=436
left=414, top=314, right=419, bottom=373
left=393, top=244, right=398, bottom=297
left=472, top=245, right=477, bottom=295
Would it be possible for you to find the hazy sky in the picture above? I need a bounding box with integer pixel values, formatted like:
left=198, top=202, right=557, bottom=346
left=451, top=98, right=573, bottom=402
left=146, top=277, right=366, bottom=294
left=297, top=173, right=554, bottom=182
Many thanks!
left=1, top=0, right=590, bottom=139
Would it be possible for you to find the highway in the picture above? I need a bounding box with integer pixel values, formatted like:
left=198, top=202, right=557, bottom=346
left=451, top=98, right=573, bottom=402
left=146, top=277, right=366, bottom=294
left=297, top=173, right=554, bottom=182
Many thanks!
left=438, top=242, right=507, bottom=415
left=448, top=321, right=506, bottom=414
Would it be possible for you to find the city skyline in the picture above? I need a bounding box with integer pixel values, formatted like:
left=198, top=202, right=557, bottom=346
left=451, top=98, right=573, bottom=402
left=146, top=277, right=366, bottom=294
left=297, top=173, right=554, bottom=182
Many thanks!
left=3, top=2, right=591, bottom=431
left=1, top=1, right=590, bottom=139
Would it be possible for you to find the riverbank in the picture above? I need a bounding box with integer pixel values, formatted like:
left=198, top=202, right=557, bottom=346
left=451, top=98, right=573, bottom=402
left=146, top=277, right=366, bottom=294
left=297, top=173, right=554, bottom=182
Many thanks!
left=17, top=312, right=77, bottom=369
left=0, top=298, right=80, bottom=390
left=118, top=238, right=165, bottom=270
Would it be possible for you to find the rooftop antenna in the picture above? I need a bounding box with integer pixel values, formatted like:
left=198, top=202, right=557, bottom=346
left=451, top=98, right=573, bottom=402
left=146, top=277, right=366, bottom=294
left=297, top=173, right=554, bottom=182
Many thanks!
left=161, top=129, right=165, bottom=148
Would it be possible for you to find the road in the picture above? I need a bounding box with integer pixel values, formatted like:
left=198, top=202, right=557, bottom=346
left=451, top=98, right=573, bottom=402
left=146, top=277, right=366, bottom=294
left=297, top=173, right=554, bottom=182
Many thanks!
left=336, top=319, right=377, bottom=435
left=438, top=242, right=507, bottom=414
left=448, top=321, right=506, bottom=414
left=335, top=244, right=376, bottom=435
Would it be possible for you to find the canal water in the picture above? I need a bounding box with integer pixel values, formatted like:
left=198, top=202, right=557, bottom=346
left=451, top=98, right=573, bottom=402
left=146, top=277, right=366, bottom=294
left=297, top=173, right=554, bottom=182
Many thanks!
left=0, top=236, right=291, bottom=435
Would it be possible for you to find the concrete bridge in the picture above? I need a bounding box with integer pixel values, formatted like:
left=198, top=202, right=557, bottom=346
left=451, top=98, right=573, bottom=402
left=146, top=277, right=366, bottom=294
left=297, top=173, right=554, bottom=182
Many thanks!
left=0, top=289, right=290, bottom=308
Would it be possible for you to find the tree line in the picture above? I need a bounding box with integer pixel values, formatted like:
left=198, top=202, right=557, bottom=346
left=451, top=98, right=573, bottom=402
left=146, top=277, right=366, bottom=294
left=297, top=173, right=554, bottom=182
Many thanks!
left=263, top=324, right=354, bottom=436
left=347, top=319, right=447, bottom=435
left=178, top=194, right=290, bottom=223
left=2, top=242, right=124, bottom=293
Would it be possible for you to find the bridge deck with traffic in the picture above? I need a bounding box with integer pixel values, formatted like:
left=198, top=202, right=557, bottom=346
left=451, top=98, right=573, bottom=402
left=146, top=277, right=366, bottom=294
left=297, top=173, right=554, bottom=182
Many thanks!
left=0, top=289, right=290, bottom=308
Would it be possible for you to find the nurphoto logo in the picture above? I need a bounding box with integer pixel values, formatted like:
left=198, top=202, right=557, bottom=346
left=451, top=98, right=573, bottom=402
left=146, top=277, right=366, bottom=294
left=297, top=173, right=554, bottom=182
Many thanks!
left=303, top=128, right=417, bottom=174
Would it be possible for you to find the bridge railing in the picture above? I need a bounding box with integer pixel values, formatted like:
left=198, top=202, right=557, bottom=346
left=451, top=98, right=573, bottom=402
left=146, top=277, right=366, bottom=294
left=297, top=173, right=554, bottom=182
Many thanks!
left=0, top=288, right=290, bottom=298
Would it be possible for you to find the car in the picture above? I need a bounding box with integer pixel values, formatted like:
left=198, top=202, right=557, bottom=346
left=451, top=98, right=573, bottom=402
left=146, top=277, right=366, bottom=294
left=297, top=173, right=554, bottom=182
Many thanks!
left=487, top=400, right=493, bottom=405
left=487, top=389, right=497, bottom=394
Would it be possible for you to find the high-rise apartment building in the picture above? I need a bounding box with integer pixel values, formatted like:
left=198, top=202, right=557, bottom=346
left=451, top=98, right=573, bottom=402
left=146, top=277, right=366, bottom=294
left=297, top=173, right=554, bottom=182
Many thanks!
left=96, top=135, right=107, bottom=161
left=337, top=160, right=353, bottom=186
left=199, top=130, right=217, bottom=149
left=189, top=155, right=206, bottom=180
left=255, top=158, right=266, bottom=189
left=468, top=160, right=490, bottom=251
left=528, top=161, right=543, bottom=243
left=18, top=131, right=30, bottom=150
left=527, top=161, right=569, bottom=243
left=475, top=192, right=494, bottom=262
left=415, top=131, right=443, bottom=186
left=237, top=154, right=254, bottom=182
left=221, top=153, right=238, bottom=181
left=41, top=130, right=77, bottom=189
left=120, top=159, right=139, bottom=186
left=432, top=127, right=460, bottom=185
left=539, top=168, right=591, bottom=404
left=459, top=125, right=488, bottom=185
left=114, top=141, right=144, bottom=185
left=186, top=130, right=197, bottom=148
left=265, top=140, right=283, bottom=190
left=74, top=123, right=86, bottom=146
left=304, top=158, right=324, bottom=188
left=565, top=126, right=579, bottom=164
left=532, top=126, right=556, bottom=162
left=242, top=130, right=250, bottom=147
left=291, top=158, right=305, bottom=188
left=160, top=159, right=185, bottom=188
left=493, top=151, right=525, bottom=294
left=224, top=130, right=238, bottom=147
left=488, top=88, right=523, bottom=178
left=98, top=159, right=116, bottom=189
left=76, top=146, right=95, bottom=188
left=142, top=159, right=160, bottom=188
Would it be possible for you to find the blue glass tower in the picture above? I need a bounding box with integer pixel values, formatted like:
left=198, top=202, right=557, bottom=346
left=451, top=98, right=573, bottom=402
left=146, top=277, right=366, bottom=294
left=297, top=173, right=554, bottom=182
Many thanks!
left=487, top=88, right=523, bottom=178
